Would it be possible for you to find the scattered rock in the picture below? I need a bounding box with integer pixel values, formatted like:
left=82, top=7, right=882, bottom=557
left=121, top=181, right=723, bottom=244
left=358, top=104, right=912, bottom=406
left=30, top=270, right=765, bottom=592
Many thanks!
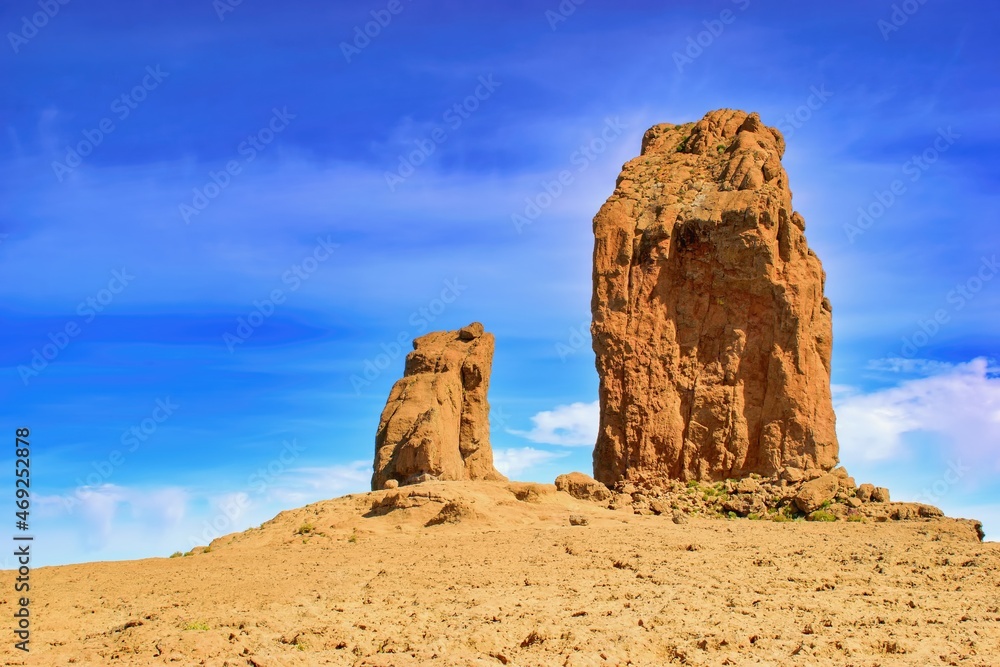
left=508, top=482, right=555, bottom=503
left=458, top=322, right=484, bottom=341
left=872, top=487, right=890, bottom=503
left=569, top=515, right=589, bottom=526
left=425, top=501, right=479, bottom=527
left=781, top=467, right=806, bottom=484
left=372, top=323, right=507, bottom=490
left=672, top=511, right=688, bottom=525
left=857, top=483, right=875, bottom=502
left=555, top=472, right=612, bottom=502
left=383, top=479, right=399, bottom=490
left=591, top=109, right=839, bottom=485
left=794, top=474, right=839, bottom=514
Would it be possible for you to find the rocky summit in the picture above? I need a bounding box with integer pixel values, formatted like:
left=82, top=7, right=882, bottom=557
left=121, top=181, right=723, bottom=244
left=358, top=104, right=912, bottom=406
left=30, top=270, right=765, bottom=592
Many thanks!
left=372, top=322, right=507, bottom=490
left=592, top=109, right=839, bottom=485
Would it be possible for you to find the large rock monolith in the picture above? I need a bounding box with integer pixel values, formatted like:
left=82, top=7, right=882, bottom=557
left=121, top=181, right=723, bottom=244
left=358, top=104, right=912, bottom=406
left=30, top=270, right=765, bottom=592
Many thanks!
left=372, top=322, right=507, bottom=490
left=591, top=109, right=839, bottom=484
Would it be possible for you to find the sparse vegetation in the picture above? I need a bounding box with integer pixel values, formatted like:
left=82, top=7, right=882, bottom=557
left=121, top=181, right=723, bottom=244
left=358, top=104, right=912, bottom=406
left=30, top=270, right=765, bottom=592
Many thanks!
left=183, top=621, right=209, bottom=631
left=716, top=143, right=726, bottom=153
left=808, top=510, right=837, bottom=522
left=169, top=551, right=182, bottom=558
left=847, top=514, right=866, bottom=523
left=183, top=550, right=193, bottom=557
left=348, top=528, right=358, bottom=543
left=296, top=522, right=315, bottom=535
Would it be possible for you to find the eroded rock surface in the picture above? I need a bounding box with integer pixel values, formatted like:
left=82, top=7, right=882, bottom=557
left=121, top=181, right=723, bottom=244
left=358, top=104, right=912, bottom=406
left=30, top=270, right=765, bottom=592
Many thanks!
left=592, top=109, right=839, bottom=484
left=372, top=322, right=507, bottom=490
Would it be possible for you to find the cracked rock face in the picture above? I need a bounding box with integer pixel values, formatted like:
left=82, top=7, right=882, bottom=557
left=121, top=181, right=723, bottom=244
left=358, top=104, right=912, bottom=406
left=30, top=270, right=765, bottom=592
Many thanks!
left=591, top=109, right=839, bottom=484
left=372, top=322, right=507, bottom=490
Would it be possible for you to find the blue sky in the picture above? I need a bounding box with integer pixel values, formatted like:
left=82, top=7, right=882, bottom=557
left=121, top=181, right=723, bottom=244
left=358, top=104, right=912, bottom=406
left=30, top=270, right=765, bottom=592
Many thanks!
left=1, top=0, right=998, bottom=566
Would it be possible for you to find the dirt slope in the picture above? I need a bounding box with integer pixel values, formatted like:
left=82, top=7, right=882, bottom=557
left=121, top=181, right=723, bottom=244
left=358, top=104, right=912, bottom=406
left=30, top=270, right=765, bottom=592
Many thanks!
left=1, top=481, right=996, bottom=666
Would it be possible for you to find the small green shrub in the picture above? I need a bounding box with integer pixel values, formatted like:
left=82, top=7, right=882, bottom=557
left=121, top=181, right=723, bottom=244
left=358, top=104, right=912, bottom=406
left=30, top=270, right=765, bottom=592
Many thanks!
left=169, top=551, right=182, bottom=558
left=716, top=143, right=726, bottom=153
left=296, top=522, right=314, bottom=535
left=771, top=513, right=792, bottom=523
left=808, top=510, right=837, bottom=522
left=847, top=514, right=866, bottom=523
left=348, top=529, right=358, bottom=543
left=184, top=621, right=210, bottom=631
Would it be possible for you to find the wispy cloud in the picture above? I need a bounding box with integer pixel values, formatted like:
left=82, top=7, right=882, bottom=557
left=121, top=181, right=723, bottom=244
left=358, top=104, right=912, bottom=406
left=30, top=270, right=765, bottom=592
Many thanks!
left=494, top=446, right=568, bottom=478
left=509, top=400, right=599, bottom=446
left=836, top=357, right=1000, bottom=469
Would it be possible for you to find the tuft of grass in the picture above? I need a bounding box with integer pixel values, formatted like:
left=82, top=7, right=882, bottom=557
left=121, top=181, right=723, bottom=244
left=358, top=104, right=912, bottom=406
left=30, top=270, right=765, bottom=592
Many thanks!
left=726, top=511, right=738, bottom=520
left=348, top=528, right=358, bottom=543
left=169, top=551, right=182, bottom=558
left=748, top=513, right=762, bottom=521
left=184, top=621, right=210, bottom=631
left=183, top=550, right=193, bottom=557
left=203, top=546, right=212, bottom=554
left=847, top=514, right=866, bottom=523
left=686, top=479, right=700, bottom=488
left=808, top=510, right=837, bottom=522
left=771, top=513, right=792, bottom=523
left=296, top=522, right=315, bottom=535
left=716, top=143, right=726, bottom=153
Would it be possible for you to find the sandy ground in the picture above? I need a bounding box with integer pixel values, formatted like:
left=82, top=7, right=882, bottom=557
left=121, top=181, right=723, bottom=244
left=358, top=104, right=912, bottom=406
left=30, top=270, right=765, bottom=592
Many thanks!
left=1, top=481, right=997, bottom=666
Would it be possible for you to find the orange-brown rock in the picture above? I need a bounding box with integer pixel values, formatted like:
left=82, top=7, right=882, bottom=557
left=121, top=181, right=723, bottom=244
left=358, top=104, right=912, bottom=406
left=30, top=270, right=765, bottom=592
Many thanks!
left=372, top=322, right=507, bottom=490
left=591, top=109, right=839, bottom=485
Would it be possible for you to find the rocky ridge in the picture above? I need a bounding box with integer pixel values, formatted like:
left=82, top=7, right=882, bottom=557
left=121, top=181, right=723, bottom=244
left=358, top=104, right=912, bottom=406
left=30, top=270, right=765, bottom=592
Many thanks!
left=558, top=470, right=984, bottom=539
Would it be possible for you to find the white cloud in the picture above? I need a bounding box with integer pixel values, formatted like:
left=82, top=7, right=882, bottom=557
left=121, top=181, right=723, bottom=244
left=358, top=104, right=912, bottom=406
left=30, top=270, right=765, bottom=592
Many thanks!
left=835, top=357, right=1000, bottom=468
left=509, top=400, right=600, bottom=446
left=493, top=447, right=568, bottom=478
left=265, top=461, right=371, bottom=504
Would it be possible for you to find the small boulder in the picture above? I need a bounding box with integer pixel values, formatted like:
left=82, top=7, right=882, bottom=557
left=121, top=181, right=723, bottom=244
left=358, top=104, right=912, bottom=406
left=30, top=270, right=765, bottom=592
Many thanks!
left=872, top=487, right=890, bottom=503
left=794, top=473, right=839, bottom=514
left=569, top=514, right=589, bottom=526
left=555, top=472, right=612, bottom=502
left=672, top=511, right=688, bottom=525
left=781, top=467, right=805, bottom=484
left=458, top=322, right=484, bottom=341
left=649, top=499, right=668, bottom=516
left=736, top=478, right=761, bottom=494
left=857, top=483, right=875, bottom=502
left=383, top=479, right=399, bottom=490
